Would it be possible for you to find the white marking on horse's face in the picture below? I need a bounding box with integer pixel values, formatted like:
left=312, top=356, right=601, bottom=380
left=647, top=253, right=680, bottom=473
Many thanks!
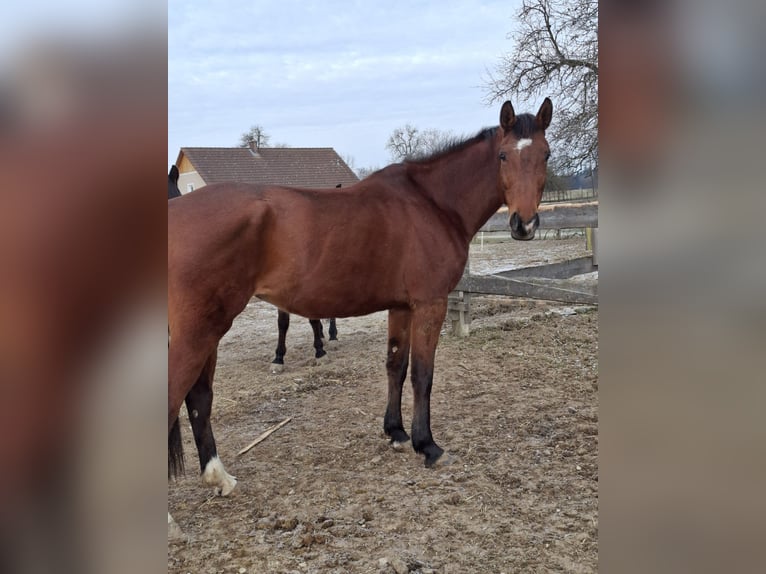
left=201, top=455, right=237, bottom=496
left=515, top=138, right=533, bottom=152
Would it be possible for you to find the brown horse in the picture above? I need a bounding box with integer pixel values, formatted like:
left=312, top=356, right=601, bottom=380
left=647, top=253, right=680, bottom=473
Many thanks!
left=168, top=98, right=552, bottom=496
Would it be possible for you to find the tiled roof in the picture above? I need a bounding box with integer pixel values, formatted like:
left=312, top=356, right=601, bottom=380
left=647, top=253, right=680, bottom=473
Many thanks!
left=176, top=146, right=360, bottom=188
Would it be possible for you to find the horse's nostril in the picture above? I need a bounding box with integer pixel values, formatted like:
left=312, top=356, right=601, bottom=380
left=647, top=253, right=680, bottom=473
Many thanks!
left=510, top=212, right=538, bottom=239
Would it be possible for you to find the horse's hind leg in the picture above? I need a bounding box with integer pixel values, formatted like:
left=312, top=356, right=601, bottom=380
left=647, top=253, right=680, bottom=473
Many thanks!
left=328, top=318, right=338, bottom=341
left=185, top=348, right=237, bottom=496
left=383, top=308, right=411, bottom=447
left=271, top=310, right=290, bottom=372
left=409, top=300, right=448, bottom=467
left=169, top=332, right=218, bottom=464
left=309, top=319, right=327, bottom=359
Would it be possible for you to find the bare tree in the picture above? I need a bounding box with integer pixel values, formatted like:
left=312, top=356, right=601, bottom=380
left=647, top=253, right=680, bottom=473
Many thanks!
left=386, top=124, right=455, bottom=161
left=484, top=0, right=598, bottom=172
left=385, top=124, right=421, bottom=161
left=355, top=165, right=380, bottom=179
left=342, top=154, right=356, bottom=171
left=419, top=128, right=455, bottom=156
left=239, top=125, right=271, bottom=149
left=340, top=154, right=375, bottom=178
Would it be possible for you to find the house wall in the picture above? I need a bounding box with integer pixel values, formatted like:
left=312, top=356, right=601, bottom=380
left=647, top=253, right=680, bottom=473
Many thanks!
left=176, top=155, right=206, bottom=194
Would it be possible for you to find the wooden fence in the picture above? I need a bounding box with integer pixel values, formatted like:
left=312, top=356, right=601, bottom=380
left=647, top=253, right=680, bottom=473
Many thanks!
left=448, top=201, right=598, bottom=336
left=542, top=187, right=598, bottom=204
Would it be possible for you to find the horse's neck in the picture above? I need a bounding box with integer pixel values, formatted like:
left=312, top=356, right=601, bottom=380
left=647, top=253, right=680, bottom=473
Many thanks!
left=407, top=141, right=503, bottom=241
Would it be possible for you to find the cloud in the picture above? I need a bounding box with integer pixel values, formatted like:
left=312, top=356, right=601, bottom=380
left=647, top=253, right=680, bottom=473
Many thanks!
left=169, top=0, right=520, bottom=168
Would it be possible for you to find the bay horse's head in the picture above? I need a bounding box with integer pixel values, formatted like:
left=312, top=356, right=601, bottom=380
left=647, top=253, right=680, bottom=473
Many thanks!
left=496, top=98, right=553, bottom=240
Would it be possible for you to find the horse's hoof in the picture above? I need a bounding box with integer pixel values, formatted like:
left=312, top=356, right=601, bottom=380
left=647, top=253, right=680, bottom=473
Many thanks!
left=313, top=354, right=327, bottom=365
left=389, top=437, right=410, bottom=450
left=216, top=473, right=237, bottom=497
left=387, top=431, right=410, bottom=450
left=202, top=456, right=238, bottom=496
left=270, top=362, right=284, bottom=374
left=213, top=478, right=237, bottom=497
left=428, top=452, right=455, bottom=468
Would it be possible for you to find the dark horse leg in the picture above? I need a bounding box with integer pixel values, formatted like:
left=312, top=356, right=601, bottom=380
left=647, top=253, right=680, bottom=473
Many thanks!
left=168, top=321, right=236, bottom=496
left=409, top=299, right=448, bottom=467
left=313, top=318, right=338, bottom=342
left=328, top=318, right=338, bottom=341
left=383, top=307, right=412, bottom=447
left=273, top=310, right=329, bottom=369
left=184, top=349, right=236, bottom=495
left=309, top=319, right=327, bottom=359
left=272, top=309, right=290, bottom=370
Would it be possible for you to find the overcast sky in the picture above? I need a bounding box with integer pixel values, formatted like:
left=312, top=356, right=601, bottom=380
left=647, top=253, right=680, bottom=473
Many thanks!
left=168, top=0, right=525, bottom=172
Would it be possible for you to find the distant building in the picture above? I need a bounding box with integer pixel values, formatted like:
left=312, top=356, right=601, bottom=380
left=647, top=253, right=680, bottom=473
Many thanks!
left=174, top=144, right=359, bottom=195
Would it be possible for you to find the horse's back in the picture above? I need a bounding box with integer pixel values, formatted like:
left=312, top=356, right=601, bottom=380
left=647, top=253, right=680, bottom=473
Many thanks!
left=255, top=179, right=466, bottom=315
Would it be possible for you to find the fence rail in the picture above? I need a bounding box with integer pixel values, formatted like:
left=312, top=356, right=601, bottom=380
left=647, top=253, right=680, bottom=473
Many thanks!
left=448, top=201, right=598, bottom=336
left=479, top=201, right=598, bottom=232
left=542, top=187, right=598, bottom=203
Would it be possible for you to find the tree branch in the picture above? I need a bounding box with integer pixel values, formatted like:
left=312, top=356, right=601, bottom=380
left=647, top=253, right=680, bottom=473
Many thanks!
left=483, top=0, right=598, bottom=172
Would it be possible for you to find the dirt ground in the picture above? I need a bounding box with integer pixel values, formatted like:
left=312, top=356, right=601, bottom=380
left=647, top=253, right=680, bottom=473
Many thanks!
left=168, top=237, right=598, bottom=573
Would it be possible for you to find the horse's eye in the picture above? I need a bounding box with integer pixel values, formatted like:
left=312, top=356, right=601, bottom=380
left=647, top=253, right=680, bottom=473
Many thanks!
left=499, top=151, right=507, bottom=161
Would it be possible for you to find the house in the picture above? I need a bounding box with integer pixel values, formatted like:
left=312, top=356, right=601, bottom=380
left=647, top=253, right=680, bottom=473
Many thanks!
left=174, top=144, right=360, bottom=195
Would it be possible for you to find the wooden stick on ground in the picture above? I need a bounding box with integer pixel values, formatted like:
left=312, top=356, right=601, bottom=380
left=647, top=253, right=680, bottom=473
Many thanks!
left=237, top=417, right=292, bottom=456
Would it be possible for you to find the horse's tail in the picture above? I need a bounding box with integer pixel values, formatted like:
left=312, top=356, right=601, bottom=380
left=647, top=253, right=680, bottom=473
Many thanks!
left=168, top=417, right=184, bottom=479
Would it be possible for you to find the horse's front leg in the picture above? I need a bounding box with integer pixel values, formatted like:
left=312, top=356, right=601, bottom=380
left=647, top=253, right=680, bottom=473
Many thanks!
left=383, top=308, right=412, bottom=447
left=271, top=309, right=290, bottom=372
left=409, top=299, right=448, bottom=467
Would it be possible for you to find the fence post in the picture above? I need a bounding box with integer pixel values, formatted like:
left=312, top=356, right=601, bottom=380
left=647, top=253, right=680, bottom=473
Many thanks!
left=592, top=228, right=598, bottom=266
left=448, top=290, right=472, bottom=337
left=586, top=227, right=598, bottom=266
left=448, top=252, right=472, bottom=336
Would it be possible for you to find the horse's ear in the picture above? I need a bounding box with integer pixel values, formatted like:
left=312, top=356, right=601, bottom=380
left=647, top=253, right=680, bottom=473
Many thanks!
left=536, top=98, right=553, bottom=131
left=500, top=101, right=516, bottom=132
left=169, top=165, right=179, bottom=182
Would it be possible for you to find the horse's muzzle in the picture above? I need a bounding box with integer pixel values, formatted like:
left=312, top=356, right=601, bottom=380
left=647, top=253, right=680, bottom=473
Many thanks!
left=510, top=212, right=539, bottom=241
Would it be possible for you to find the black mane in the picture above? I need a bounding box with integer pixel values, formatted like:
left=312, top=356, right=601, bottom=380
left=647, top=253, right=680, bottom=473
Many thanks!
left=406, top=113, right=539, bottom=164
left=405, top=127, right=496, bottom=164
